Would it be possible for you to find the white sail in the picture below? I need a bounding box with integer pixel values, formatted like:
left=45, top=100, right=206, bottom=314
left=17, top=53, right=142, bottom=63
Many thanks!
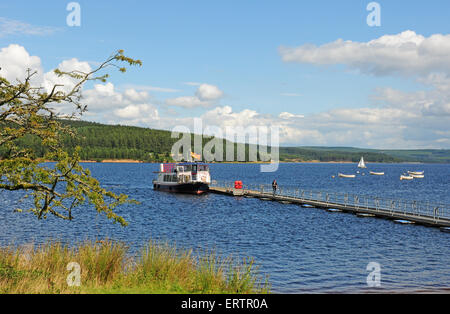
left=358, top=157, right=366, bottom=169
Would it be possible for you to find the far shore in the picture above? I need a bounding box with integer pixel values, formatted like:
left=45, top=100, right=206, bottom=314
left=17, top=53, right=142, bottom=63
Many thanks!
left=44, top=159, right=145, bottom=163
left=75, top=159, right=426, bottom=164
left=96, top=159, right=143, bottom=163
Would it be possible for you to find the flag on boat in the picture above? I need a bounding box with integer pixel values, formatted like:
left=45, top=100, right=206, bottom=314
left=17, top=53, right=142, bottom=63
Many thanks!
left=191, top=152, right=201, bottom=160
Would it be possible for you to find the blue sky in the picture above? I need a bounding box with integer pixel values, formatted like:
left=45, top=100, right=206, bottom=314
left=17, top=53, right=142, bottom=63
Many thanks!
left=1, top=0, right=450, bottom=148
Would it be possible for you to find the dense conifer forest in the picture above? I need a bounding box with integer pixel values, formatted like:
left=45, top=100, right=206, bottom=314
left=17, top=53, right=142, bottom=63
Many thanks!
left=3, top=119, right=449, bottom=163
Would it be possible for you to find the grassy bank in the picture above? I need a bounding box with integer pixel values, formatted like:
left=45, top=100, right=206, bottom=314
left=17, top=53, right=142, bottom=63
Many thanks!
left=0, top=240, right=269, bottom=294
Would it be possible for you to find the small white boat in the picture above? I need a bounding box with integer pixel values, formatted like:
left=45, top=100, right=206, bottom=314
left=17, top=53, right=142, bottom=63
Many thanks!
left=338, top=173, right=356, bottom=178
left=358, top=157, right=367, bottom=169
left=410, top=174, right=424, bottom=179
left=408, top=171, right=424, bottom=175
left=400, top=174, right=414, bottom=181
left=370, top=171, right=385, bottom=176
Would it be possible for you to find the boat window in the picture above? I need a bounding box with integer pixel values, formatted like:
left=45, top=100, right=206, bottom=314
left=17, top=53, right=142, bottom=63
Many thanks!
left=199, top=165, right=208, bottom=171
left=184, top=165, right=192, bottom=171
left=192, top=165, right=197, bottom=172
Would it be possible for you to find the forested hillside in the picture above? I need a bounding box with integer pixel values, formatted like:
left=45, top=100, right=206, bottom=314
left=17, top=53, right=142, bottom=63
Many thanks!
left=9, top=120, right=177, bottom=162
left=60, top=120, right=176, bottom=161
left=3, top=119, right=449, bottom=163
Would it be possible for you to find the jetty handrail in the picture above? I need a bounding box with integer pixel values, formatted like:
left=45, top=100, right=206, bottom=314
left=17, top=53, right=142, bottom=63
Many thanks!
left=210, top=180, right=450, bottom=221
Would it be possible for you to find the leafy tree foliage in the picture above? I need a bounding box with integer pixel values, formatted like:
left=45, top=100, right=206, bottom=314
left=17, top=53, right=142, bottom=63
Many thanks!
left=0, top=50, right=142, bottom=226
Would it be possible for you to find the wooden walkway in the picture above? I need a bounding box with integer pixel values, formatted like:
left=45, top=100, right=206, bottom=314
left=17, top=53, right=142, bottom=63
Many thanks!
left=209, top=184, right=450, bottom=229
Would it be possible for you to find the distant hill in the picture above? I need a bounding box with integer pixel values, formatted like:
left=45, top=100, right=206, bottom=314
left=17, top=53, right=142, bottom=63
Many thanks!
left=377, top=149, right=450, bottom=163
left=278, top=147, right=399, bottom=163
left=4, top=120, right=450, bottom=163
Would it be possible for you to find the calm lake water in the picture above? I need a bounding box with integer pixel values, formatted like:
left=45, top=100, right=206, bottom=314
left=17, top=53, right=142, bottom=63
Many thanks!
left=1, top=162, right=449, bottom=293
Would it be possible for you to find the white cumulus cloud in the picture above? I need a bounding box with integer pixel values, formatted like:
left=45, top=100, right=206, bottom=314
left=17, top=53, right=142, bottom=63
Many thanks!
left=0, top=44, right=43, bottom=83
left=196, top=83, right=224, bottom=101
left=278, top=30, right=450, bottom=148
left=165, top=83, right=224, bottom=108
left=43, top=58, right=92, bottom=94
left=279, top=30, right=450, bottom=77
left=114, top=104, right=159, bottom=120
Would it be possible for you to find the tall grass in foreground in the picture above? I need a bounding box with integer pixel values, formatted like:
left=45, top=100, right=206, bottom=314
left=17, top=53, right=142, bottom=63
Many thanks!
left=0, top=240, right=270, bottom=294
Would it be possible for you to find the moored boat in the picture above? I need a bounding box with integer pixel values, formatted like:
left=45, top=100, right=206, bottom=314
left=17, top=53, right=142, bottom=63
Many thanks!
left=400, top=174, right=414, bottom=181
left=338, top=173, right=356, bottom=178
left=408, top=171, right=424, bottom=175
left=153, top=162, right=211, bottom=195
left=370, top=171, right=385, bottom=176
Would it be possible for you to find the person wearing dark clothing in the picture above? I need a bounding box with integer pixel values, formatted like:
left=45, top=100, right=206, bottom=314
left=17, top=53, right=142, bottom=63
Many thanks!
left=272, top=180, right=278, bottom=195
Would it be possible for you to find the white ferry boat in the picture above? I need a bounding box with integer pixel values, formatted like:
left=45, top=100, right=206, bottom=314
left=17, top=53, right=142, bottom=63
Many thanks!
left=153, top=162, right=211, bottom=195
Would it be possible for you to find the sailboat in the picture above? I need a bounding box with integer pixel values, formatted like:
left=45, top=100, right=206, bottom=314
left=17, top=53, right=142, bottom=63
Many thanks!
left=358, top=157, right=367, bottom=169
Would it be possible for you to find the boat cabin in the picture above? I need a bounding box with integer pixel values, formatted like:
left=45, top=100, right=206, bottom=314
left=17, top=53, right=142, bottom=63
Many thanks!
left=155, top=162, right=211, bottom=185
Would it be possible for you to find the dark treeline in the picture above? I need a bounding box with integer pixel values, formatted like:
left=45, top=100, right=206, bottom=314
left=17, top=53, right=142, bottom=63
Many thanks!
left=9, top=120, right=177, bottom=162
left=2, top=119, right=408, bottom=163
left=60, top=120, right=176, bottom=161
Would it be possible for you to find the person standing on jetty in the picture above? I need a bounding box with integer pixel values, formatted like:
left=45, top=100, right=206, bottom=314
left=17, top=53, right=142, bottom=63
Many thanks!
left=272, top=180, right=278, bottom=195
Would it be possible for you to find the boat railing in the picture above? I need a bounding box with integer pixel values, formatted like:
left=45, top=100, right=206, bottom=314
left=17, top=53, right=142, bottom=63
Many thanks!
left=209, top=181, right=450, bottom=221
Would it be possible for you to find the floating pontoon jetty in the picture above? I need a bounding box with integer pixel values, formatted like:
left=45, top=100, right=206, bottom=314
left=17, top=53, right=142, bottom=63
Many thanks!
left=209, top=182, right=450, bottom=229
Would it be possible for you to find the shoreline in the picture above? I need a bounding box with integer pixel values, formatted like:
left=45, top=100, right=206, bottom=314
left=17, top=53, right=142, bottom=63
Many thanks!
left=38, top=159, right=436, bottom=165
left=97, top=159, right=143, bottom=163
left=76, top=160, right=428, bottom=164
